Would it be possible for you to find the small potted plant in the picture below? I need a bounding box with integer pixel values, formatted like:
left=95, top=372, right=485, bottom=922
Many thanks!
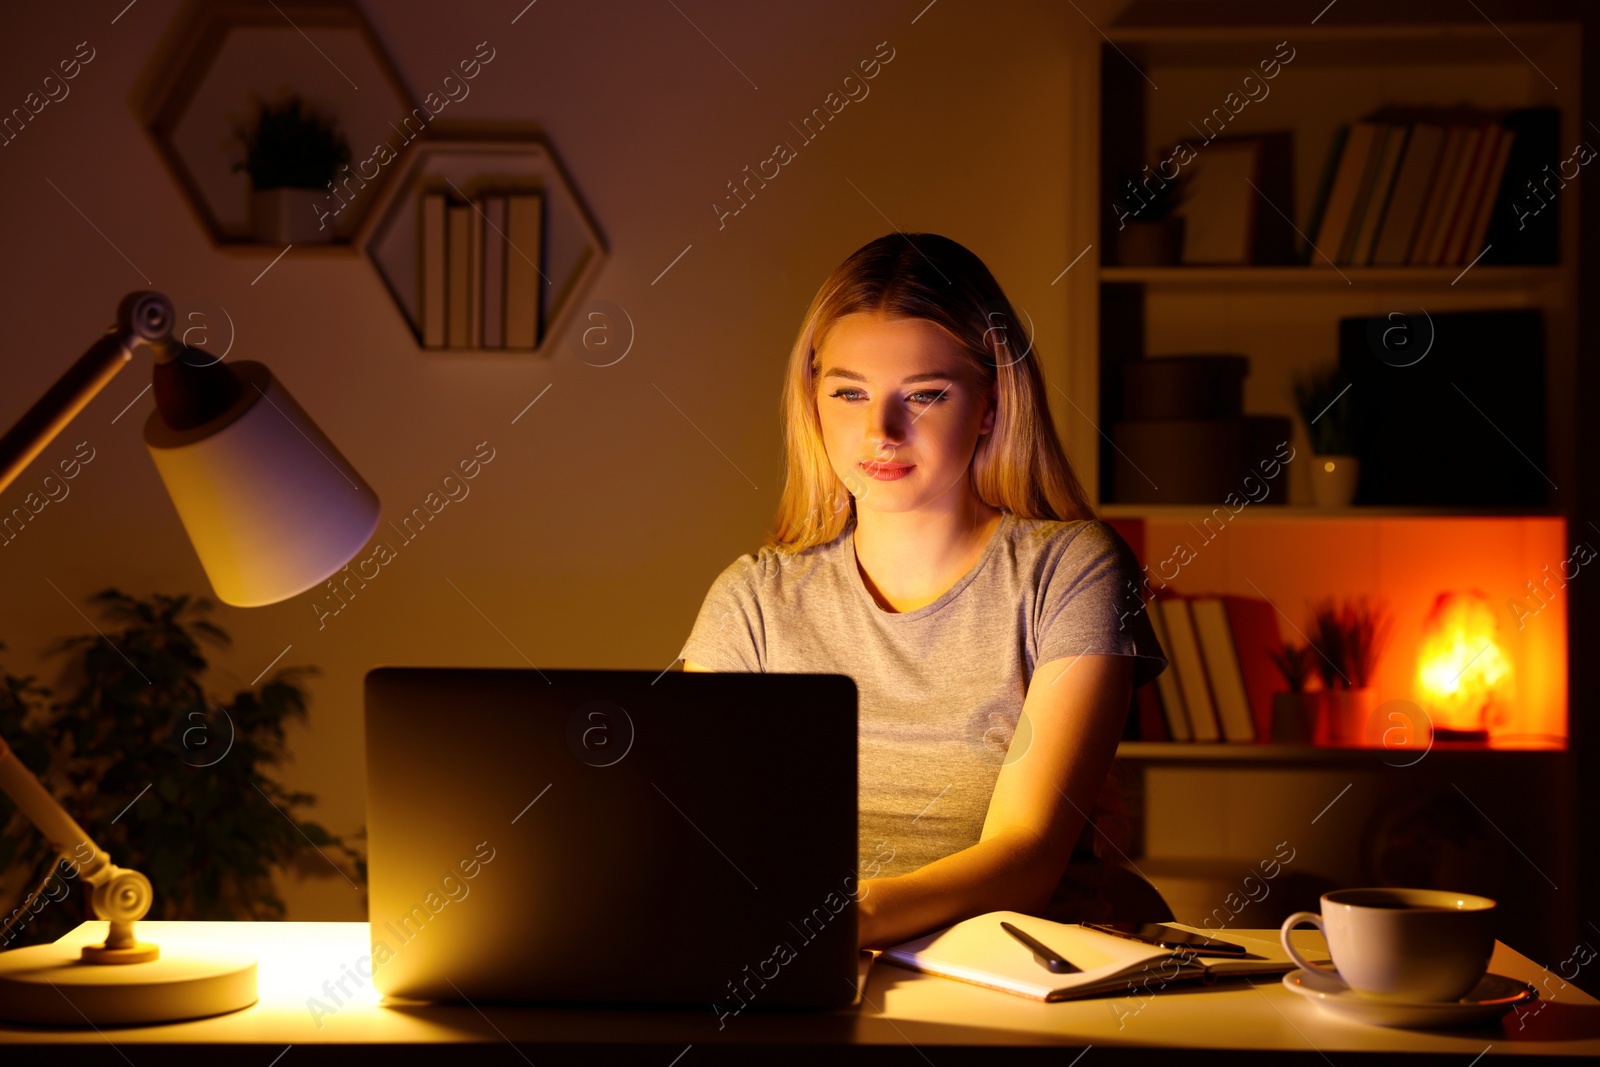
left=1111, top=160, right=1190, bottom=266
left=1292, top=363, right=1359, bottom=507
left=1267, top=639, right=1317, bottom=743
left=1306, top=596, right=1392, bottom=745
left=232, top=93, right=350, bottom=244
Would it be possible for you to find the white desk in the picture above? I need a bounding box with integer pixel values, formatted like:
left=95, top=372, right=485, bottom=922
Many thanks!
left=0, top=921, right=1596, bottom=1064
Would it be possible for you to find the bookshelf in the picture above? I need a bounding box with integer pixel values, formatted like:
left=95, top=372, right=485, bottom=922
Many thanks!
left=141, top=2, right=414, bottom=252
left=355, top=132, right=608, bottom=355
left=1069, top=4, right=1585, bottom=961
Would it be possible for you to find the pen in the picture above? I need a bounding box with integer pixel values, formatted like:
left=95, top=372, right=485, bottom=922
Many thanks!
left=1001, top=921, right=1081, bottom=974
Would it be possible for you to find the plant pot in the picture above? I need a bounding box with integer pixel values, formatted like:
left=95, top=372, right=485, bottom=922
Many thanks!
left=250, top=187, right=334, bottom=244
left=1309, top=687, right=1375, bottom=746
left=1270, top=691, right=1315, bottom=743
left=1310, top=454, right=1360, bottom=507
left=1114, top=218, right=1184, bottom=266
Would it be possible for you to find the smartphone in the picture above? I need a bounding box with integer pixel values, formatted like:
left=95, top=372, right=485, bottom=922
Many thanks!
left=1081, top=922, right=1251, bottom=956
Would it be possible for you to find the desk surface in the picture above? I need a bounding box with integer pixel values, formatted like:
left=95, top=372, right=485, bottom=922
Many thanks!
left=0, top=921, right=1596, bottom=1065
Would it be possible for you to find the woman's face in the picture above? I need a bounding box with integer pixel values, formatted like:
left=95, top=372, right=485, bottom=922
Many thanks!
left=814, top=312, right=995, bottom=517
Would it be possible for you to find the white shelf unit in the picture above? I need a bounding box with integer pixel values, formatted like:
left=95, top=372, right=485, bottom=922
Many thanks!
left=1062, top=9, right=1584, bottom=967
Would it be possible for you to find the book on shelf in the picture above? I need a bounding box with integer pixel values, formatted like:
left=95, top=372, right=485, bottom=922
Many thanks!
left=1424, top=121, right=1491, bottom=265
left=1407, top=123, right=1470, bottom=263
left=1156, top=598, right=1220, bottom=742
left=445, top=203, right=471, bottom=348
left=1137, top=593, right=1284, bottom=744
left=505, top=192, right=543, bottom=349
left=420, top=190, right=543, bottom=351
left=880, top=911, right=1324, bottom=1002
left=1144, top=595, right=1190, bottom=742
left=1345, top=123, right=1407, bottom=265
left=1189, top=597, right=1255, bottom=743
left=1440, top=124, right=1505, bottom=264
left=1301, top=124, right=1348, bottom=263
left=1310, top=120, right=1379, bottom=266
left=1460, top=128, right=1515, bottom=261
left=467, top=203, right=485, bottom=348
left=419, top=192, right=447, bottom=348
left=1220, top=594, right=1285, bottom=741
left=481, top=195, right=507, bottom=349
left=1370, top=122, right=1443, bottom=265
left=1306, top=105, right=1553, bottom=268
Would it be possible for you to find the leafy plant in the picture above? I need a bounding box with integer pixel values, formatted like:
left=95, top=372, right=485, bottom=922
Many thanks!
left=1339, top=596, right=1392, bottom=689
left=1267, top=639, right=1316, bottom=693
left=1292, top=363, right=1356, bottom=455
left=1307, top=596, right=1393, bottom=690
left=232, top=92, right=351, bottom=190
left=0, top=590, right=363, bottom=948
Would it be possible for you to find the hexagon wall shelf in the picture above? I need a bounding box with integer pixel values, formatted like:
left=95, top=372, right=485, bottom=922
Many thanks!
left=356, top=132, right=608, bottom=355
left=143, top=1, right=413, bottom=251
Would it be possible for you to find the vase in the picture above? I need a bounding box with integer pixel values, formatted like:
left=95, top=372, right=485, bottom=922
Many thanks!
left=1309, top=687, right=1375, bottom=746
left=1113, top=218, right=1183, bottom=266
left=1310, top=454, right=1360, bottom=507
left=250, top=187, right=335, bottom=244
left=1270, top=691, right=1315, bottom=743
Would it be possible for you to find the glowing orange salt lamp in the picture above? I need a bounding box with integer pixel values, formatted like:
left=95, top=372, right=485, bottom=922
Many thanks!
left=1414, top=590, right=1512, bottom=742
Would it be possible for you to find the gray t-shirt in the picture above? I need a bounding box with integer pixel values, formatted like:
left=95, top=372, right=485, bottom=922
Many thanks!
left=680, top=510, right=1168, bottom=880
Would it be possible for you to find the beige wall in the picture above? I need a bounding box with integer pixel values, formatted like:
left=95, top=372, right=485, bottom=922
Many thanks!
left=0, top=0, right=1117, bottom=919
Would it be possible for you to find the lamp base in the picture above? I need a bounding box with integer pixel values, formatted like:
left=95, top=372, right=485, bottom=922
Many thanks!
left=0, top=940, right=256, bottom=1026
left=81, top=940, right=160, bottom=965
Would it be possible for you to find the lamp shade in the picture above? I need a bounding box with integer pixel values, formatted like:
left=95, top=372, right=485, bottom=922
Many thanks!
left=144, top=360, right=380, bottom=607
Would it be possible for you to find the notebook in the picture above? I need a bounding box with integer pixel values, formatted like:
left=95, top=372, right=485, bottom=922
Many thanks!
left=881, top=912, right=1327, bottom=1002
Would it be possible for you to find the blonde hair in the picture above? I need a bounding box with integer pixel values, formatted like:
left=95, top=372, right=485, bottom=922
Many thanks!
left=768, top=233, right=1094, bottom=551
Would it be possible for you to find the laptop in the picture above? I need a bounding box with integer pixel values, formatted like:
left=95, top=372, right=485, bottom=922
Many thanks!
left=362, top=666, right=861, bottom=1011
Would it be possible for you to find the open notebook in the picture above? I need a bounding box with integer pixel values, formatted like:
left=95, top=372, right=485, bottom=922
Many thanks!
left=881, top=912, right=1328, bottom=1002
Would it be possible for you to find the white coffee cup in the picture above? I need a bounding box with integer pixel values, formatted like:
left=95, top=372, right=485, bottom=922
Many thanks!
left=1280, top=887, right=1496, bottom=1002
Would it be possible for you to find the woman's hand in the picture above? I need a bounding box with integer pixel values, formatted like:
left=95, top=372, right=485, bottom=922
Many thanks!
left=851, top=656, right=1135, bottom=951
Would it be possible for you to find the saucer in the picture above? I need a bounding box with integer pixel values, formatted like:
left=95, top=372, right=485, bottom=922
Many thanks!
left=1282, top=967, right=1537, bottom=1029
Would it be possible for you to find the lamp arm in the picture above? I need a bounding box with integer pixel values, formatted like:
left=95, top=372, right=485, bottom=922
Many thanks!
left=0, top=330, right=132, bottom=498
left=0, top=735, right=154, bottom=954
left=0, top=291, right=186, bottom=498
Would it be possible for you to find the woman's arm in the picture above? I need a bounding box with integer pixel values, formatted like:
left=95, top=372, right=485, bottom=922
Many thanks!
left=856, top=653, right=1133, bottom=949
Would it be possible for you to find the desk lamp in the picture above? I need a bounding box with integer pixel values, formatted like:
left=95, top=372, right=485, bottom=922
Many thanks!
left=0, top=291, right=380, bottom=1025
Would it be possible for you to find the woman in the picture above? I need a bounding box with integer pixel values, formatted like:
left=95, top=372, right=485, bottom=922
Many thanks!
left=680, top=233, right=1167, bottom=949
